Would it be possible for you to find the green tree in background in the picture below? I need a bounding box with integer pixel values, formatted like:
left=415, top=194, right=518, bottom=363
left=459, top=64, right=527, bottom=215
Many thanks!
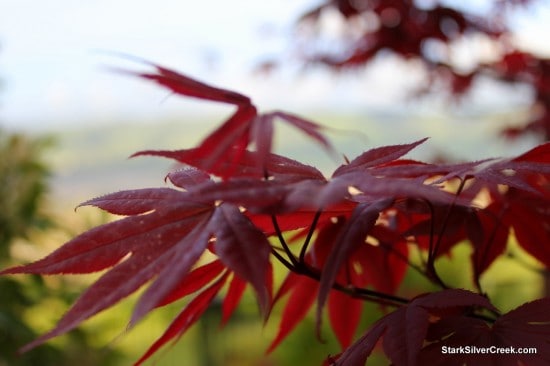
left=0, top=130, right=58, bottom=366
left=0, top=132, right=52, bottom=252
left=0, top=130, right=126, bottom=366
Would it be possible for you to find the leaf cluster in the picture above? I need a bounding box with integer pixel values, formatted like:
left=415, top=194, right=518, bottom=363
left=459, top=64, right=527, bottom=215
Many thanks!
left=281, top=0, right=550, bottom=140
left=1, top=60, right=549, bottom=365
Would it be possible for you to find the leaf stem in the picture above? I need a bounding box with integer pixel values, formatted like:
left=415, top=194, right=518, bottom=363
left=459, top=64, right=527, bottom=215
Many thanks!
left=269, top=211, right=409, bottom=307
left=270, top=247, right=295, bottom=271
left=424, top=200, right=448, bottom=289
left=428, top=179, right=468, bottom=288
left=301, top=263, right=409, bottom=307
left=299, top=210, right=322, bottom=264
left=271, top=214, right=299, bottom=267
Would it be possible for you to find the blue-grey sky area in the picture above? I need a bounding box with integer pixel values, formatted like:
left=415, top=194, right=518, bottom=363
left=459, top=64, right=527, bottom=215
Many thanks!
left=1, top=0, right=549, bottom=130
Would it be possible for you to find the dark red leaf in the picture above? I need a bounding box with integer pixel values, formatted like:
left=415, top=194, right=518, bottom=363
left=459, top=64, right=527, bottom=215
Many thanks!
left=138, top=147, right=325, bottom=182
left=3, top=197, right=214, bottom=353
left=125, top=66, right=335, bottom=179
left=266, top=111, right=334, bottom=153
left=333, top=138, right=428, bottom=176
left=195, top=105, right=257, bottom=169
left=130, top=221, right=214, bottom=325
left=337, top=289, right=496, bottom=366
left=317, top=199, right=393, bottom=331
left=281, top=166, right=460, bottom=215
left=418, top=298, right=550, bottom=365
left=382, top=305, right=429, bottom=366
left=186, top=178, right=289, bottom=212
left=154, top=111, right=331, bottom=181
left=132, top=106, right=256, bottom=179
left=308, top=216, right=349, bottom=271
left=335, top=320, right=386, bottom=366
left=412, top=288, right=497, bottom=311
left=251, top=114, right=274, bottom=171
left=77, top=188, right=188, bottom=215
left=18, top=244, right=186, bottom=353
left=247, top=203, right=354, bottom=237
left=373, top=159, right=485, bottom=183
left=127, top=60, right=251, bottom=106
left=211, top=204, right=272, bottom=317
left=460, top=144, right=550, bottom=195
left=166, top=168, right=212, bottom=190
left=493, top=298, right=550, bottom=359
left=0, top=202, right=211, bottom=275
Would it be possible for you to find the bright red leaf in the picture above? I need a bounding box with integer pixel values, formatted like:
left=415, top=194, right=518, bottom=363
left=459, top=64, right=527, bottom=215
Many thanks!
left=221, top=273, right=247, bottom=326
left=134, top=273, right=229, bottom=366
left=267, top=274, right=319, bottom=354
left=328, top=289, right=363, bottom=350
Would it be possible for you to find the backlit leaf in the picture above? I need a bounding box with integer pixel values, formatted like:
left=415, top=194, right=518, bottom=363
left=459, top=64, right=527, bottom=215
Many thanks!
left=134, top=273, right=229, bottom=366
left=317, top=199, right=393, bottom=331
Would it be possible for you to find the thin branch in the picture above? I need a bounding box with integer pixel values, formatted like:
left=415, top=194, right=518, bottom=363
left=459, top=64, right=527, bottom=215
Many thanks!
left=423, top=199, right=449, bottom=289
left=268, top=219, right=500, bottom=322
left=270, top=247, right=295, bottom=272
left=271, top=214, right=299, bottom=267
left=263, top=167, right=300, bottom=268
left=426, top=179, right=468, bottom=289
left=301, top=262, right=409, bottom=307
left=299, top=210, right=322, bottom=264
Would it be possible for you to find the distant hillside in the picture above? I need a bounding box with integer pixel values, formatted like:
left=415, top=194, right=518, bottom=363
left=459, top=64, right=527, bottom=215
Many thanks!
left=43, top=109, right=536, bottom=207
left=44, top=116, right=212, bottom=206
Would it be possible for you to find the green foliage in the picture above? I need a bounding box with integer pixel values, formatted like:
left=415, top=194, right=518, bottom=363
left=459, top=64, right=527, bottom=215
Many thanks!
left=0, top=130, right=123, bottom=366
left=0, top=131, right=53, bottom=254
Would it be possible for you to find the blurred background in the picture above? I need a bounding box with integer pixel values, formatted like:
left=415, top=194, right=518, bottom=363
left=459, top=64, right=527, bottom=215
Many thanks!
left=1, top=0, right=549, bottom=365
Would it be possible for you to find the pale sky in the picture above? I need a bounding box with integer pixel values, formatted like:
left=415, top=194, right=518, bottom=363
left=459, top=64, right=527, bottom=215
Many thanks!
left=0, top=0, right=317, bottom=129
left=1, top=0, right=549, bottom=130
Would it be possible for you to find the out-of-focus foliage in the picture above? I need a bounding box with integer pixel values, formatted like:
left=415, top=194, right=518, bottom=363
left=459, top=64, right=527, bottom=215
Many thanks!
left=275, top=0, right=550, bottom=141
left=0, top=130, right=123, bottom=366
left=0, top=132, right=53, bottom=253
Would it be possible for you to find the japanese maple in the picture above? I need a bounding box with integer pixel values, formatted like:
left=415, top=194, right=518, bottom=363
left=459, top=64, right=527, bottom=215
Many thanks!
left=1, top=60, right=549, bottom=365
left=2, top=2, right=550, bottom=364
left=279, top=0, right=550, bottom=140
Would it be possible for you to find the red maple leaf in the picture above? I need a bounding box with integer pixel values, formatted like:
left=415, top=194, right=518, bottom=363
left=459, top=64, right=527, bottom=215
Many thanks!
left=2, top=57, right=550, bottom=366
left=418, top=298, right=550, bottom=366
left=118, top=60, right=334, bottom=178
left=333, top=289, right=498, bottom=366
